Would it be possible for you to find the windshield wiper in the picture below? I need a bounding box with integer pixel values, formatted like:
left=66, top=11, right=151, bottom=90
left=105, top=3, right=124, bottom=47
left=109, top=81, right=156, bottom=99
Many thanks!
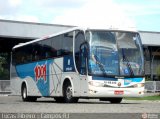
left=93, top=54, right=107, bottom=76
left=121, top=49, right=134, bottom=76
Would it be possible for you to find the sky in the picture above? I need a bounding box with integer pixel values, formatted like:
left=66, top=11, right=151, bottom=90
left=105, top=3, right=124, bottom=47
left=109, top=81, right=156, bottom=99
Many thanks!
left=0, top=0, right=160, bottom=31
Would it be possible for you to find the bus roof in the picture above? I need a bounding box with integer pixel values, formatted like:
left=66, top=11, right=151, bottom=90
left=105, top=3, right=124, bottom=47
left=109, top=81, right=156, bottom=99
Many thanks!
left=12, top=27, right=82, bottom=49
left=12, top=26, right=138, bottom=49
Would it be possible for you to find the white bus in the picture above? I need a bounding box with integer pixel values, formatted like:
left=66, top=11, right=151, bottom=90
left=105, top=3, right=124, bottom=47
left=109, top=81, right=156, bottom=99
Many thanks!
left=11, top=27, right=145, bottom=103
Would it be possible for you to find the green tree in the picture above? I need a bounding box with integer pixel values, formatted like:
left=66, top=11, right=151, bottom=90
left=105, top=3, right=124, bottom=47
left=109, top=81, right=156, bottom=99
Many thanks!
left=0, top=54, right=9, bottom=80
left=0, top=57, right=6, bottom=73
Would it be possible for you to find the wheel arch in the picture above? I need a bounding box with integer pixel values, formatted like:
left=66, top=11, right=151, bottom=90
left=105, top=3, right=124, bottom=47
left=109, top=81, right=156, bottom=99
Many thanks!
left=62, top=76, right=74, bottom=96
left=21, top=80, right=28, bottom=95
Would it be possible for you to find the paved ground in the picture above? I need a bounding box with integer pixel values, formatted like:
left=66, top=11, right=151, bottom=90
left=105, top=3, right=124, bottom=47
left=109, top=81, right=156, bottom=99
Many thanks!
left=0, top=96, right=159, bottom=113
left=0, top=96, right=159, bottom=119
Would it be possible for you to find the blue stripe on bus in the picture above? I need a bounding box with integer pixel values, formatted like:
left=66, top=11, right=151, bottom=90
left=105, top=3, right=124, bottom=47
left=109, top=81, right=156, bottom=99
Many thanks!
left=124, top=78, right=143, bottom=85
left=16, top=60, right=53, bottom=96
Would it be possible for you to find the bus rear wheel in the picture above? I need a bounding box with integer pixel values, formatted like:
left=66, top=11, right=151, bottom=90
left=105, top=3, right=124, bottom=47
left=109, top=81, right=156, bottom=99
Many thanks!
left=21, top=84, right=37, bottom=102
left=54, top=97, right=64, bottom=103
left=22, top=85, right=29, bottom=101
left=63, top=82, right=78, bottom=103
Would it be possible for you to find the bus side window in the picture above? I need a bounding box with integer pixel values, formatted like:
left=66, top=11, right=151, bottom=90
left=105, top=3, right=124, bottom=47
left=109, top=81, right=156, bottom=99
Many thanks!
left=14, top=45, right=32, bottom=64
left=13, top=49, right=22, bottom=65
left=51, top=35, right=62, bottom=57
left=32, top=43, right=43, bottom=61
left=62, top=32, right=73, bottom=56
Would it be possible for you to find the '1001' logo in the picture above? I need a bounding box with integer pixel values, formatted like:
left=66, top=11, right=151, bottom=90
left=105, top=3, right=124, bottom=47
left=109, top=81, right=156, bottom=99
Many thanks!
left=34, top=63, right=47, bottom=82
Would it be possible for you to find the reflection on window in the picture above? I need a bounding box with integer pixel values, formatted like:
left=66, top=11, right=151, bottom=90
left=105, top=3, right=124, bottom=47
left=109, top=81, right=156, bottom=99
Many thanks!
left=75, top=30, right=86, bottom=74
left=13, top=31, right=73, bottom=65
left=117, top=32, right=143, bottom=76
left=89, top=31, right=119, bottom=76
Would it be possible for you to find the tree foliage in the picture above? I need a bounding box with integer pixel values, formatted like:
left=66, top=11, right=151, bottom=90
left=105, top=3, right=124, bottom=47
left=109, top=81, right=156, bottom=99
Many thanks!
left=0, top=53, right=9, bottom=80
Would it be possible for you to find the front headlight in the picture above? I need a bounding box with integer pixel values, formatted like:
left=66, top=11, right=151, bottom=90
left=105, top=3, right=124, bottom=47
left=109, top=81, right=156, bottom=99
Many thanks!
left=133, top=83, right=145, bottom=88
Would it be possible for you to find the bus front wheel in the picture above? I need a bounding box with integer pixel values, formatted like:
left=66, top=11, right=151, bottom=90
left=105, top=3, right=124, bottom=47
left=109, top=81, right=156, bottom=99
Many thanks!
left=109, top=98, right=123, bottom=103
left=63, top=82, right=78, bottom=103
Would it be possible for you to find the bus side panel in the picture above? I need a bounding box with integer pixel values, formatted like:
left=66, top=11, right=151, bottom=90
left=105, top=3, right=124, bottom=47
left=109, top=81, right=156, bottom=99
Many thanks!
left=11, top=63, right=22, bottom=96
left=11, top=56, right=81, bottom=97
left=49, top=56, right=81, bottom=97
left=62, top=56, right=81, bottom=97
left=11, top=75, right=40, bottom=96
left=60, top=73, right=81, bottom=97
left=50, top=56, right=81, bottom=97
left=49, top=58, right=63, bottom=96
left=11, top=60, right=55, bottom=97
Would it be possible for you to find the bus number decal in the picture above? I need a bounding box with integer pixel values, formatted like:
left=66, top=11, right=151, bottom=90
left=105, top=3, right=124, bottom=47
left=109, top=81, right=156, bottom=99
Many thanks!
left=34, top=63, right=47, bottom=82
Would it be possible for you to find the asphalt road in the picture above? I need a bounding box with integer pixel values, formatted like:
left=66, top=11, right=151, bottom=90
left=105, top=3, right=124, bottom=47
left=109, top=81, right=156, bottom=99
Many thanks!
left=0, top=96, right=159, bottom=119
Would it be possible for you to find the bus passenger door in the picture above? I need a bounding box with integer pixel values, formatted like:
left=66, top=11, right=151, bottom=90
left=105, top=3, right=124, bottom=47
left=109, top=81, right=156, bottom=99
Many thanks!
left=74, top=30, right=88, bottom=97
left=79, top=42, right=88, bottom=96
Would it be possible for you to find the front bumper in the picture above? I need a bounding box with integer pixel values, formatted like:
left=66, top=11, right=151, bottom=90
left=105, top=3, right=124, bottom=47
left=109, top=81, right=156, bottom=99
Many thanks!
left=88, top=86, right=144, bottom=98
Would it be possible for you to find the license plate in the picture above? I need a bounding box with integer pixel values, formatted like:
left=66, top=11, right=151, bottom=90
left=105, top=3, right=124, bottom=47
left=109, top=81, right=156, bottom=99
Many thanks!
left=114, top=90, right=124, bottom=95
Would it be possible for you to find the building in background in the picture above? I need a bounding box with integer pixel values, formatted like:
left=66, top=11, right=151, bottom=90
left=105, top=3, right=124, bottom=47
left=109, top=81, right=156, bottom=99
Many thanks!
left=0, top=19, right=160, bottom=80
left=140, top=31, right=160, bottom=80
left=0, top=19, right=72, bottom=80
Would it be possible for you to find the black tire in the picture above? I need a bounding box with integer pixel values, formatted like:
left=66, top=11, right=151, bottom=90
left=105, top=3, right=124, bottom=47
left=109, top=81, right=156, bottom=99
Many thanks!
left=109, top=98, right=123, bottom=104
left=54, top=97, right=64, bottom=103
left=21, top=85, right=29, bottom=101
left=63, top=82, right=79, bottom=103
left=29, top=97, right=37, bottom=102
left=21, top=85, right=37, bottom=102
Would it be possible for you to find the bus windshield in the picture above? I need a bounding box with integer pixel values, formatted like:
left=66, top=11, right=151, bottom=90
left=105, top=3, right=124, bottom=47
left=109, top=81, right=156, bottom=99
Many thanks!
left=87, top=30, right=144, bottom=77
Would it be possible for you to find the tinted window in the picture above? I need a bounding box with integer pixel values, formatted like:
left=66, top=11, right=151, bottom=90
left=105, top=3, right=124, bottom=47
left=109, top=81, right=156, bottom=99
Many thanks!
left=32, top=43, right=43, bottom=61
left=13, top=31, right=74, bottom=65
left=41, top=38, right=57, bottom=58
left=13, top=44, right=33, bottom=64
left=62, top=32, right=73, bottom=56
